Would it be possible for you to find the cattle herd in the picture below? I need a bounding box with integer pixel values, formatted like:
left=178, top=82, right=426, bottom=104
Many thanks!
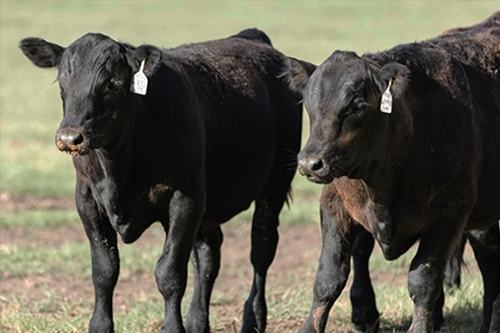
left=20, top=10, right=500, bottom=333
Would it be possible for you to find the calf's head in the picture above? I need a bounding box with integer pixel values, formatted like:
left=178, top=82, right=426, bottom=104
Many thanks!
left=20, top=33, right=162, bottom=155
left=290, top=51, right=409, bottom=183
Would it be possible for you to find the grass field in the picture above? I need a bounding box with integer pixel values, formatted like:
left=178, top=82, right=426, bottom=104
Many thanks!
left=0, top=1, right=498, bottom=332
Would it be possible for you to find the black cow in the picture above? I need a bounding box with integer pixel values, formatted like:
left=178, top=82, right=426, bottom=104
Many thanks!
left=349, top=224, right=500, bottom=333
left=20, top=29, right=313, bottom=333
left=288, top=12, right=500, bottom=333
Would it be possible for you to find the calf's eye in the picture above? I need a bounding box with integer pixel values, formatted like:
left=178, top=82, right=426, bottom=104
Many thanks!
left=107, top=79, right=122, bottom=92
left=351, top=104, right=365, bottom=114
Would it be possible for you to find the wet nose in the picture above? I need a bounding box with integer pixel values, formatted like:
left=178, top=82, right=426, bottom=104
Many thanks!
left=55, top=127, right=84, bottom=152
left=297, top=154, right=329, bottom=178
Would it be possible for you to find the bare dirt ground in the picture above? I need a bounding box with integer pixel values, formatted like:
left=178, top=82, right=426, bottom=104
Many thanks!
left=0, top=222, right=320, bottom=332
left=0, top=194, right=481, bottom=333
left=0, top=194, right=324, bottom=332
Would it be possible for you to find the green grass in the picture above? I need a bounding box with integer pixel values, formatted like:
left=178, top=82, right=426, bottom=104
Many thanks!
left=1, top=242, right=91, bottom=277
left=0, top=209, right=80, bottom=228
left=0, top=228, right=484, bottom=332
left=1, top=0, right=497, bottom=197
left=0, top=1, right=496, bottom=332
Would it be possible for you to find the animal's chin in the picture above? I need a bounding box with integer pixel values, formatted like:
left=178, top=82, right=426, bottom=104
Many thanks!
left=60, top=147, right=90, bottom=156
left=306, top=174, right=334, bottom=185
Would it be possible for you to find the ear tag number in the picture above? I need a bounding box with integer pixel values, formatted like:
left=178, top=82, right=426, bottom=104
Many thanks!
left=130, top=60, right=148, bottom=95
left=380, top=78, right=393, bottom=114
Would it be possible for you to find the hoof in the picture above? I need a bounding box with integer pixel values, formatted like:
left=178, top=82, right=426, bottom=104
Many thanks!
left=352, top=309, right=380, bottom=333
left=353, top=316, right=380, bottom=333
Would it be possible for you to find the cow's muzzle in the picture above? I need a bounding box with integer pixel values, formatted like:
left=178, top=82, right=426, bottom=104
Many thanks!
left=55, top=127, right=89, bottom=156
left=297, top=153, right=334, bottom=184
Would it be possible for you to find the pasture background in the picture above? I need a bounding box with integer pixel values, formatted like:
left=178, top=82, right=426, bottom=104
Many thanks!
left=0, top=1, right=497, bottom=332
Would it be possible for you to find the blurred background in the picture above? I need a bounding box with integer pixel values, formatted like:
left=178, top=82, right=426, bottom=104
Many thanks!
left=1, top=1, right=498, bottom=332
left=1, top=0, right=497, bottom=198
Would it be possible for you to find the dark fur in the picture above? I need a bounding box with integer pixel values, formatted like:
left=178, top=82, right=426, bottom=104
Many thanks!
left=20, top=29, right=306, bottom=333
left=288, top=12, right=500, bottom=333
left=350, top=225, right=500, bottom=333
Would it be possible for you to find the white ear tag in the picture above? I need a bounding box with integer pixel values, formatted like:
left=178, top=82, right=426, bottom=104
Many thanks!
left=380, top=78, right=393, bottom=114
left=130, top=60, right=148, bottom=95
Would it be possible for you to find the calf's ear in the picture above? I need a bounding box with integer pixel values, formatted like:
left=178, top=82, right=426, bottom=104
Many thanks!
left=284, top=57, right=317, bottom=97
left=126, top=45, right=162, bottom=77
left=375, top=62, right=410, bottom=98
left=19, top=38, right=65, bottom=68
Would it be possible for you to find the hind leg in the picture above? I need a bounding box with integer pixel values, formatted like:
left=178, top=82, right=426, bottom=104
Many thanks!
left=185, top=226, right=223, bottom=333
left=241, top=196, right=282, bottom=333
left=444, top=235, right=467, bottom=290
left=350, top=230, right=380, bottom=333
left=490, top=291, right=500, bottom=333
left=240, top=105, right=301, bottom=332
left=241, top=164, right=296, bottom=332
left=467, top=223, right=500, bottom=333
left=431, top=289, right=445, bottom=331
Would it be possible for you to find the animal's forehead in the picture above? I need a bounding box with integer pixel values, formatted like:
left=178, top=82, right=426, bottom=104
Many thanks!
left=60, top=34, right=123, bottom=73
left=320, top=60, right=369, bottom=88
left=305, top=60, right=370, bottom=111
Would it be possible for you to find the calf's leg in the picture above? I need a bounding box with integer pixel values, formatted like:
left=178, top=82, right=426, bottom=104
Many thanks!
left=185, top=226, right=223, bottom=333
left=156, top=190, right=204, bottom=333
left=467, top=224, right=500, bottom=333
left=490, top=291, right=500, bottom=333
left=77, top=184, right=120, bottom=333
left=299, top=205, right=359, bottom=333
left=431, top=289, right=445, bottom=331
left=241, top=197, right=280, bottom=333
left=349, top=232, right=449, bottom=333
left=407, top=219, right=463, bottom=333
left=350, top=230, right=380, bottom=333
left=241, top=151, right=296, bottom=333
left=444, top=235, right=467, bottom=289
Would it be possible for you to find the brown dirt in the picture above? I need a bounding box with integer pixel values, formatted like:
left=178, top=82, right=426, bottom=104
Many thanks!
left=0, top=193, right=324, bottom=332
left=0, top=192, right=76, bottom=213
left=0, top=222, right=321, bottom=332
left=0, top=194, right=480, bottom=333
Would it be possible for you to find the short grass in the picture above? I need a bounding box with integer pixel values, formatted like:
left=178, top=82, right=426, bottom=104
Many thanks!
left=0, top=1, right=497, bottom=332
left=0, top=220, right=484, bottom=332
left=0, top=209, right=80, bottom=228
left=1, top=0, right=497, bottom=197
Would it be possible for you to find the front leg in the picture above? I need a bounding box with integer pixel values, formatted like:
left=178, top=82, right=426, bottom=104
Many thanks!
left=299, top=201, right=360, bottom=333
left=407, top=218, right=464, bottom=333
left=156, top=189, right=204, bottom=333
left=76, top=183, right=120, bottom=333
